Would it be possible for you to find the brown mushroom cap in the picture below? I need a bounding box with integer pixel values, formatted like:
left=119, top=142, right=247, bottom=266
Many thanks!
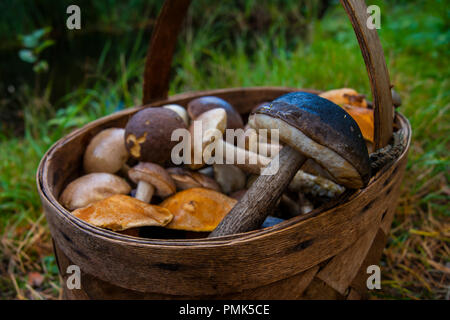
left=166, top=167, right=221, bottom=192
left=59, top=173, right=131, bottom=211
left=124, top=107, right=187, bottom=165
left=128, top=162, right=176, bottom=198
left=83, top=128, right=129, bottom=173
left=250, top=92, right=370, bottom=188
left=187, top=96, right=244, bottom=129
left=160, top=188, right=237, bottom=232
left=71, top=195, right=173, bottom=231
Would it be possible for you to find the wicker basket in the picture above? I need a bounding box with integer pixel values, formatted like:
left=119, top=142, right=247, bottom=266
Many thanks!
left=37, top=0, right=411, bottom=299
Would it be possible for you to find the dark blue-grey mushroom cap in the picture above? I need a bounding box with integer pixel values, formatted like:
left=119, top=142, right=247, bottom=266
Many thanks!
left=250, top=92, right=371, bottom=188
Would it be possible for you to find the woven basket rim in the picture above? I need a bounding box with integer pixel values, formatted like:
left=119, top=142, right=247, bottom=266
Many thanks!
left=37, top=86, right=412, bottom=248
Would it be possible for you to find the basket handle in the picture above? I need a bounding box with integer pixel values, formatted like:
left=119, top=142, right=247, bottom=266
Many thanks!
left=143, top=0, right=393, bottom=149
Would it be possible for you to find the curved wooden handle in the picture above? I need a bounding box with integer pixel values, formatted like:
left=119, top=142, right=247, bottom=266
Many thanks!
left=143, top=0, right=393, bottom=148
left=340, top=0, right=393, bottom=148
left=142, top=0, right=191, bottom=105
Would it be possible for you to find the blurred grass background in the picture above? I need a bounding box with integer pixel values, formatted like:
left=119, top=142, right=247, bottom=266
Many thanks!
left=0, top=0, right=448, bottom=299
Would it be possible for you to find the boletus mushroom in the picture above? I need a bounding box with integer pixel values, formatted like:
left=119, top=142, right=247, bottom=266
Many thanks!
left=187, top=96, right=244, bottom=129
left=209, top=91, right=371, bottom=237
left=160, top=188, right=237, bottom=232
left=71, top=194, right=173, bottom=232
left=59, top=173, right=131, bottom=211
left=128, top=162, right=176, bottom=203
left=124, top=107, right=187, bottom=165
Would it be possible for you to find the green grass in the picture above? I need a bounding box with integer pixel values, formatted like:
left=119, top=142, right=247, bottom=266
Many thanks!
left=0, top=1, right=449, bottom=299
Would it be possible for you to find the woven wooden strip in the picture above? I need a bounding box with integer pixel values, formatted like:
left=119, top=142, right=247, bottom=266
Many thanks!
left=316, top=220, right=380, bottom=294
left=350, top=228, right=388, bottom=297
left=223, top=266, right=320, bottom=300
left=316, top=158, right=406, bottom=297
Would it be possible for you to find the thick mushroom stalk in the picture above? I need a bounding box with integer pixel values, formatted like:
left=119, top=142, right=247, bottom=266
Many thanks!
left=209, top=146, right=307, bottom=237
left=209, top=92, right=370, bottom=237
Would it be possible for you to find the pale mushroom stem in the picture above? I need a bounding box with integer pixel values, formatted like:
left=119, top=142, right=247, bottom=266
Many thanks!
left=135, top=181, right=155, bottom=203
left=212, top=139, right=343, bottom=197
left=213, top=139, right=271, bottom=174
left=245, top=130, right=282, bottom=158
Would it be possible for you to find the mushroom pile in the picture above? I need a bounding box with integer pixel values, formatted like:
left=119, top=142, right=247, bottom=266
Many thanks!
left=59, top=90, right=375, bottom=238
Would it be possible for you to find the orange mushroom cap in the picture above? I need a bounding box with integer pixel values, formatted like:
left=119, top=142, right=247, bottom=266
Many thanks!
left=341, top=104, right=374, bottom=143
left=160, top=188, right=237, bottom=232
left=319, top=88, right=368, bottom=108
left=71, top=194, right=173, bottom=231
